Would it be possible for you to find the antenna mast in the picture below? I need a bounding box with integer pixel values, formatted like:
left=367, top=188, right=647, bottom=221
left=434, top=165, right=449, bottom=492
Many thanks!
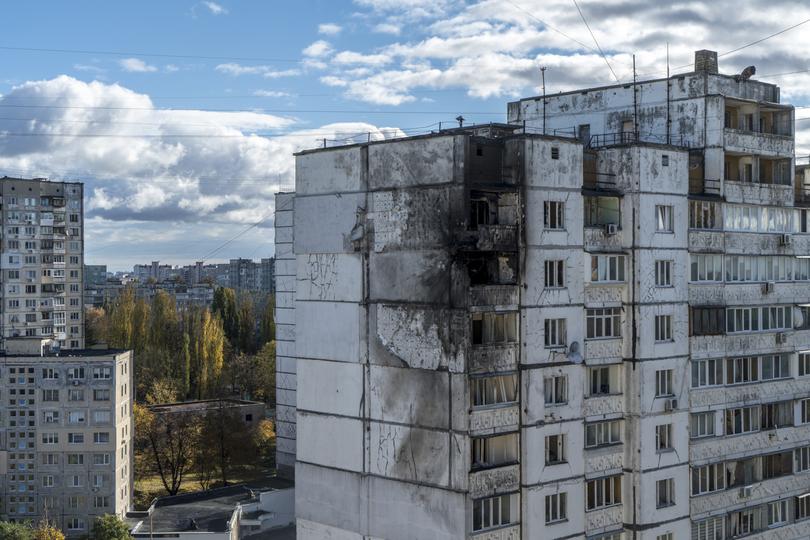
left=541, top=66, right=547, bottom=135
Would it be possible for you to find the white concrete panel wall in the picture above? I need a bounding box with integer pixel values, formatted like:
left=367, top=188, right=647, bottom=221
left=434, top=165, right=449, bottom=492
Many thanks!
left=274, top=192, right=297, bottom=477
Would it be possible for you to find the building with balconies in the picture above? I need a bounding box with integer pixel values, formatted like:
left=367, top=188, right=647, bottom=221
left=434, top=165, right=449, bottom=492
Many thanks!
left=276, top=50, right=810, bottom=540
left=0, top=343, right=133, bottom=536
left=0, top=176, right=84, bottom=351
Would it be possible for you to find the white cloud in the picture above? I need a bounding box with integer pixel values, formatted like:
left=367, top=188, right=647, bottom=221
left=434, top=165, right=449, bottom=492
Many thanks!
left=318, top=23, right=343, bottom=35
left=302, top=40, right=334, bottom=58
left=320, top=76, right=348, bottom=87
left=215, top=64, right=301, bottom=79
left=372, top=23, right=401, bottom=35
left=263, top=68, right=302, bottom=79
left=202, top=1, right=228, bottom=15
left=119, top=58, right=158, bottom=73
left=253, top=89, right=290, bottom=97
left=165, top=64, right=180, bottom=73
left=333, top=51, right=392, bottom=66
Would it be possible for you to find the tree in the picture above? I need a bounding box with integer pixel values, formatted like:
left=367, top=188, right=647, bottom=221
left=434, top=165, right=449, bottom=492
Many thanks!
left=236, top=293, right=256, bottom=353
left=85, top=307, right=107, bottom=347
left=183, top=307, right=225, bottom=398
left=32, top=522, right=64, bottom=540
left=200, top=403, right=256, bottom=485
left=212, top=287, right=239, bottom=346
left=254, top=418, right=276, bottom=465
left=91, top=514, right=132, bottom=540
left=106, top=286, right=135, bottom=349
left=135, top=404, right=197, bottom=496
left=225, top=342, right=275, bottom=402
left=259, top=294, right=276, bottom=346
left=0, top=522, right=33, bottom=540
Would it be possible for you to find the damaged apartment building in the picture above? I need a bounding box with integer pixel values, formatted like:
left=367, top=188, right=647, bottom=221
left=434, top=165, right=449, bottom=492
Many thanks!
left=274, top=50, right=810, bottom=539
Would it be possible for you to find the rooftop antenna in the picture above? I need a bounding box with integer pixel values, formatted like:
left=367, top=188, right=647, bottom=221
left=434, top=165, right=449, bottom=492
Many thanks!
left=541, top=66, right=547, bottom=135
left=455, top=115, right=465, bottom=128
left=666, top=43, right=671, bottom=145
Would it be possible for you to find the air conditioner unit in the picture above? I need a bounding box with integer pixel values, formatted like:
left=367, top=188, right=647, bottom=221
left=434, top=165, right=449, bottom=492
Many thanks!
left=739, top=485, right=753, bottom=498
left=605, top=223, right=619, bottom=236
left=664, top=398, right=678, bottom=412
left=763, top=281, right=776, bottom=294
left=780, top=234, right=792, bottom=246
left=776, top=332, right=788, bottom=344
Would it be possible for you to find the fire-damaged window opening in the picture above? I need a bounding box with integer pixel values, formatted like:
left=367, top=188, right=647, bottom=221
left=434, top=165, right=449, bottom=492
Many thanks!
left=466, top=253, right=517, bottom=286
left=471, top=432, right=519, bottom=470
left=471, top=373, right=518, bottom=409
left=471, top=311, right=518, bottom=345
left=584, top=196, right=620, bottom=228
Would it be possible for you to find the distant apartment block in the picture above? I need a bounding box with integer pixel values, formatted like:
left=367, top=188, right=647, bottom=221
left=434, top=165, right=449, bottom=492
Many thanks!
left=83, top=265, right=107, bottom=288
left=1, top=176, right=84, bottom=351
left=278, top=51, right=810, bottom=540
left=0, top=343, right=133, bottom=535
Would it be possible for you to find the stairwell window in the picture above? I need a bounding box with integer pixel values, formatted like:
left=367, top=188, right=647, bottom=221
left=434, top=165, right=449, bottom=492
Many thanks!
left=544, top=201, right=565, bottom=230
left=545, top=492, right=567, bottom=524
left=655, top=315, right=673, bottom=342
left=544, top=318, right=566, bottom=348
left=545, top=434, right=566, bottom=465
left=656, top=478, right=675, bottom=508
left=655, top=369, right=673, bottom=397
left=655, top=260, right=672, bottom=287
left=544, top=375, right=568, bottom=405
left=656, top=205, right=673, bottom=232
left=655, top=424, right=673, bottom=452
left=544, top=260, right=565, bottom=288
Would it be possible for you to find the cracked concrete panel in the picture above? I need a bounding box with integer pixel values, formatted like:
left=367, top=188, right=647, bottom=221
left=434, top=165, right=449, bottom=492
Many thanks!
left=368, top=135, right=460, bottom=189
left=368, top=421, right=450, bottom=487
left=296, top=253, right=363, bottom=302
left=368, top=365, right=450, bottom=429
left=524, top=189, right=583, bottom=247
left=294, top=193, right=366, bottom=254
left=298, top=359, right=363, bottom=418
left=522, top=423, right=585, bottom=485
left=366, top=476, right=466, bottom=540
left=525, top=139, right=582, bottom=189
left=522, top=247, right=585, bottom=307
left=297, top=412, right=364, bottom=473
left=295, top=463, right=363, bottom=534
left=369, top=251, right=452, bottom=304
left=521, top=306, right=583, bottom=365
left=637, top=147, right=688, bottom=195
left=522, top=364, right=585, bottom=425
left=371, top=304, right=465, bottom=372
left=369, top=187, right=457, bottom=252
left=296, top=147, right=365, bottom=196
left=296, top=301, right=364, bottom=363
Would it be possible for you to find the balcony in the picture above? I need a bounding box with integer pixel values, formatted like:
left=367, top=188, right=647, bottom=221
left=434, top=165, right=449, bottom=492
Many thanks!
left=469, top=344, right=518, bottom=374
left=583, top=339, right=623, bottom=362
left=690, top=423, right=810, bottom=463
left=469, top=464, right=519, bottom=499
left=469, top=525, right=520, bottom=540
left=469, top=285, right=519, bottom=309
left=585, top=505, right=623, bottom=533
left=456, top=225, right=517, bottom=252
left=583, top=394, right=624, bottom=417
left=690, top=472, right=810, bottom=517
left=583, top=227, right=622, bottom=251
left=469, top=405, right=520, bottom=436
left=584, top=444, right=623, bottom=476
left=691, top=328, right=810, bottom=358
left=724, top=129, right=793, bottom=156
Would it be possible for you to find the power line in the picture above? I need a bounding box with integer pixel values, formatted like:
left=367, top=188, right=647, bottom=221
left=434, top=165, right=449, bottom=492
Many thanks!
left=501, top=0, right=599, bottom=55
left=0, top=45, right=303, bottom=64
left=571, top=0, right=619, bottom=82
left=200, top=215, right=272, bottom=262
left=718, top=17, right=810, bottom=59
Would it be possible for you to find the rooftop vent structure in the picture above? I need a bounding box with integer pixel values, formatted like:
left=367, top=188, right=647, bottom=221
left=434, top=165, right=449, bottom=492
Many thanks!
left=694, top=50, right=719, bottom=74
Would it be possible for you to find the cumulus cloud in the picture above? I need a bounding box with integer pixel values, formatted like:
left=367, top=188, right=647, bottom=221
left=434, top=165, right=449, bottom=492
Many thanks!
left=302, top=40, right=334, bottom=58
left=215, top=63, right=301, bottom=78
left=253, top=89, right=290, bottom=97
left=318, top=23, right=343, bottom=35
left=0, top=76, right=403, bottom=245
left=119, top=58, right=158, bottom=73
left=372, top=23, right=401, bottom=35
left=202, top=1, right=228, bottom=15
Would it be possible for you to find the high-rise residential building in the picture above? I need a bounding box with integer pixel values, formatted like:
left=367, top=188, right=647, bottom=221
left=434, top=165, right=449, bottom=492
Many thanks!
left=83, top=265, right=107, bottom=288
left=260, top=257, right=275, bottom=293
left=1, top=177, right=84, bottom=351
left=228, top=257, right=261, bottom=291
left=0, top=343, right=134, bottom=535
left=277, top=50, right=810, bottom=539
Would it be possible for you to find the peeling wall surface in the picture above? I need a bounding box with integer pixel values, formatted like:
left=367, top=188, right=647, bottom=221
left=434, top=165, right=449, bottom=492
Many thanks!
left=280, top=64, right=810, bottom=540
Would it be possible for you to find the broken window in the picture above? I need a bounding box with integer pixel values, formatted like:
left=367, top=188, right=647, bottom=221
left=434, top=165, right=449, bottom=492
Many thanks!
left=691, top=463, right=724, bottom=495
left=656, top=205, right=674, bottom=232
left=760, top=402, right=792, bottom=430
left=588, top=365, right=620, bottom=396
left=471, top=311, right=518, bottom=345
left=471, top=433, right=518, bottom=470
left=725, top=456, right=759, bottom=488
left=584, top=196, right=620, bottom=227
left=586, top=475, right=622, bottom=511
left=466, top=254, right=517, bottom=286
left=545, top=434, right=566, bottom=465
left=689, top=200, right=721, bottom=230
left=471, top=374, right=518, bottom=408
left=725, top=406, right=760, bottom=435
left=762, top=451, right=793, bottom=480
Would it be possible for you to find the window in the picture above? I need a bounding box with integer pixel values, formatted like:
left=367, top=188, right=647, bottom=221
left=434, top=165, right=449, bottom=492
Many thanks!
left=93, top=410, right=112, bottom=424
left=67, top=518, right=85, bottom=531
left=726, top=305, right=792, bottom=333
left=94, top=495, right=110, bottom=509
left=656, top=205, right=673, bottom=232
left=471, top=374, right=518, bottom=408
left=692, top=516, right=724, bottom=540
left=767, top=499, right=788, bottom=527
left=761, top=354, right=789, bottom=380
left=690, top=412, right=715, bottom=439
left=471, top=433, right=518, bottom=470
left=544, top=318, right=566, bottom=348
left=655, top=369, right=673, bottom=397
left=93, top=453, right=111, bottom=466
left=761, top=401, right=793, bottom=430
left=691, top=463, right=725, bottom=495
left=545, top=492, right=567, bottom=524
left=471, top=312, right=518, bottom=345
left=728, top=508, right=758, bottom=537
left=544, top=201, right=564, bottom=230
left=589, top=365, right=619, bottom=396
left=797, top=493, right=810, bottom=520
left=725, top=406, right=759, bottom=435
left=551, top=147, right=559, bottom=160
left=68, top=411, right=85, bottom=424
left=690, top=307, right=724, bottom=336
left=472, top=493, right=518, bottom=532
left=691, top=358, right=722, bottom=388
left=655, top=260, right=672, bottom=287
left=94, top=432, right=110, bottom=444
left=586, top=308, right=621, bottom=339
left=591, top=254, right=626, bottom=283
left=655, top=424, right=672, bottom=451
left=586, top=475, right=622, bottom=510
left=68, top=433, right=84, bottom=444
left=67, top=367, right=84, bottom=380
left=800, top=352, right=810, bottom=377
left=585, top=420, right=621, bottom=448
left=42, top=389, right=59, bottom=402
left=727, top=356, right=759, bottom=384
left=67, top=454, right=84, bottom=465
left=544, top=260, right=565, bottom=288
left=802, top=399, right=810, bottom=424
left=762, top=451, right=793, bottom=480
left=545, top=434, right=566, bottom=465
left=657, top=534, right=672, bottom=540
left=92, top=366, right=112, bottom=380
left=662, top=154, right=669, bottom=167
left=656, top=478, right=675, bottom=508
left=690, top=254, right=723, bottom=282
left=584, top=196, right=620, bottom=227
left=655, top=315, right=672, bottom=342
left=544, top=375, right=567, bottom=405
left=93, top=389, right=111, bottom=401
left=41, top=433, right=58, bottom=445
left=42, top=476, right=54, bottom=488
left=69, top=389, right=84, bottom=401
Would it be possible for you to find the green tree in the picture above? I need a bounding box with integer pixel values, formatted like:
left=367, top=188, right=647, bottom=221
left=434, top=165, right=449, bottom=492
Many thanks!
left=236, top=293, right=256, bottom=353
left=106, top=286, right=135, bottom=349
left=33, top=521, right=64, bottom=540
left=259, top=294, right=276, bottom=346
left=200, top=403, right=257, bottom=485
left=182, top=307, right=225, bottom=399
left=212, top=287, right=239, bottom=346
left=135, top=405, right=197, bottom=496
left=90, top=514, right=132, bottom=540
left=149, top=290, right=178, bottom=352
left=85, top=307, right=107, bottom=347
left=0, top=522, right=33, bottom=540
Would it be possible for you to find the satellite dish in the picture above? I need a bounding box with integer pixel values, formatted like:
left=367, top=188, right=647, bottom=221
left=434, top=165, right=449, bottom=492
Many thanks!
left=735, top=66, right=756, bottom=82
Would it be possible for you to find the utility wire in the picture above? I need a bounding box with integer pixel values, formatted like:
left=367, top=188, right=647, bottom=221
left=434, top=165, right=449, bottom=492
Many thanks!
left=502, top=0, right=600, bottom=55
left=0, top=45, right=303, bottom=64
left=200, top=215, right=272, bottom=262
left=571, top=0, right=619, bottom=82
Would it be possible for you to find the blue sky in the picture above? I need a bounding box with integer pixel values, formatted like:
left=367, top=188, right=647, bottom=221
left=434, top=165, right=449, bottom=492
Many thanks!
left=1, top=0, right=809, bottom=270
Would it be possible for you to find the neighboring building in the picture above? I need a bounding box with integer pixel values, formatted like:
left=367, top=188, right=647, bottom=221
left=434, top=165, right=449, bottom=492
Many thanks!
left=127, top=482, right=295, bottom=539
left=278, top=50, right=810, bottom=539
left=83, top=264, right=107, bottom=287
left=0, top=176, right=85, bottom=351
left=260, top=257, right=275, bottom=293
left=148, top=398, right=265, bottom=426
left=0, top=342, right=134, bottom=536
left=229, top=258, right=261, bottom=291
